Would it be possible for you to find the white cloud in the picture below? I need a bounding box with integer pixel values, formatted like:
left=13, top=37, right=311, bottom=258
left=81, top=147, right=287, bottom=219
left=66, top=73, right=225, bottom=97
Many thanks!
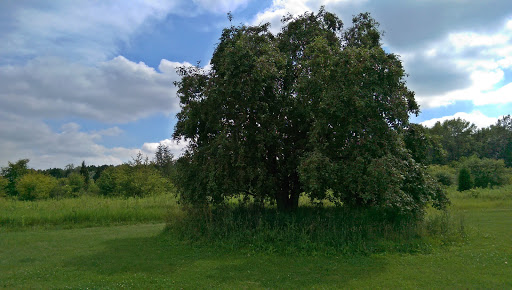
left=409, top=18, right=512, bottom=108
left=193, top=0, right=251, bottom=13
left=449, top=32, right=510, bottom=49
left=421, top=111, right=499, bottom=129
left=0, top=1, right=180, bottom=64
left=0, top=112, right=188, bottom=169
left=0, top=56, right=186, bottom=123
left=141, top=138, right=190, bottom=158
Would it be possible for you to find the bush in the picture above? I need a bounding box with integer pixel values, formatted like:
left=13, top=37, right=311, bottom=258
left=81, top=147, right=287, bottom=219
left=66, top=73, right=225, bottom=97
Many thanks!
left=0, top=176, right=8, bottom=198
left=436, top=172, right=453, bottom=186
left=459, top=156, right=507, bottom=189
left=16, top=172, right=58, bottom=200
left=66, top=172, right=85, bottom=195
left=428, top=165, right=455, bottom=187
left=97, top=164, right=172, bottom=197
left=458, top=167, right=472, bottom=192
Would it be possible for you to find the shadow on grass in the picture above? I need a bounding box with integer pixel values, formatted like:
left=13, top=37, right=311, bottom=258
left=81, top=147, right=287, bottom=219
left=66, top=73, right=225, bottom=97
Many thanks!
left=65, top=231, right=388, bottom=288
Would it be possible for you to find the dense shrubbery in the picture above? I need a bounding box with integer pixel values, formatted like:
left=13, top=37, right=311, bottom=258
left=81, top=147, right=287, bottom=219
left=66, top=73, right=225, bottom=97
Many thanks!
left=1, top=147, right=176, bottom=201
left=427, top=165, right=455, bottom=187
left=0, top=176, right=9, bottom=198
left=97, top=164, right=173, bottom=197
left=460, top=156, right=507, bottom=188
left=458, top=167, right=472, bottom=192
left=16, top=171, right=58, bottom=200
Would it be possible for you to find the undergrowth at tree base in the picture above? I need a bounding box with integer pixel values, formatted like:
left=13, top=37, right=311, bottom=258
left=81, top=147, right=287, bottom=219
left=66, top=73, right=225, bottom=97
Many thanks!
left=165, top=205, right=466, bottom=257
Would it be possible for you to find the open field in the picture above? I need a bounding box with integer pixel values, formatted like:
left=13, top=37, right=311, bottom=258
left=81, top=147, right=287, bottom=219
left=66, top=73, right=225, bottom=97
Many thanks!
left=1, top=188, right=511, bottom=288
left=0, top=193, right=178, bottom=230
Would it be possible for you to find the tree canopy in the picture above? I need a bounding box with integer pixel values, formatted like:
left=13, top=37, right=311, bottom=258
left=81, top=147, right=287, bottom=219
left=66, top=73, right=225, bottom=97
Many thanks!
left=173, top=9, right=447, bottom=216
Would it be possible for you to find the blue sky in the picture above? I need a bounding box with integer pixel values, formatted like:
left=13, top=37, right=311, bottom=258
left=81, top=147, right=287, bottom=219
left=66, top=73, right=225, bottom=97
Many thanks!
left=1, top=0, right=512, bottom=169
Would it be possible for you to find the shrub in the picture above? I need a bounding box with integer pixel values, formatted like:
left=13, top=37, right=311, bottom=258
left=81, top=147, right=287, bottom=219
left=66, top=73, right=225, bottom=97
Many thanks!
left=16, top=172, right=58, bottom=200
left=428, top=165, right=455, bottom=187
left=436, top=172, right=453, bottom=186
left=97, top=164, right=172, bottom=197
left=1, top=159, right=30, bottom=197
left=67, top=172, right=85, bottom=195
left=458, top=167, right=472, bottom=192
left=460, top=155, right=507, bottom=189
left=0, top=176, right=8, bottom=198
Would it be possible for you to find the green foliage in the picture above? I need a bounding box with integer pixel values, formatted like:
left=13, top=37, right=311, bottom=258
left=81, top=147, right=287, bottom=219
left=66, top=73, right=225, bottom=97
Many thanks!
left=97, top=164, right=172, bottom=198
left=427, top=165, right=455, bottom=187
left=79, top=161, right=90, bottom=186
left=435, top=171, right=453, bottom=187
left=173, top=9, right=446, bottom=215
left=458, top=167, right=472, bottom=192
left=15, top=171, right=58, bottom=201
left=428, top=118, right=476, bottom=164
left=476, top=115, right=512, bottom=167
left=1, top=159, right=30, bottom=197
left=459, top=155, right=507, bottom=189
left=404, top=124, right=444, bottom=164
left=0, top=176, right=8, bottom=198
left=425, top=115, right=512, bottom=167
left=168, top=204, right=464, bottom=256
left=153, top=143, right=174, bottom=178
left=0, top=193, right=177, bottom=229
left=67, top=172, right=86, bottom=195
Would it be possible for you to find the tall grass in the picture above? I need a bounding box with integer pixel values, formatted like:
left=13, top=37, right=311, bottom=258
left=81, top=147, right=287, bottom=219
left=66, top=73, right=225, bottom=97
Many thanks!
left=0, top=193, right=178, bottom=230
left=447, top=184, right=512, bottom=209
left=166, top=204, right=466, bottom=256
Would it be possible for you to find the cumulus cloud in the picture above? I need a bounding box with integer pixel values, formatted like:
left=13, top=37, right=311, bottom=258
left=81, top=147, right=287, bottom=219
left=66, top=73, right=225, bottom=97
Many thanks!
left=0, top=56, right=188, bottom=123
left=193, top=0, right=251, bottom=14
left=0, top=1, right=181, bottom=64
left=251, top=0, right=512, bottom=111
left=0, top=111, right=188, bottom=169
left=412, top=22, right=512, bottom=108
left=421, top=111, right=500, bottom=129
left=141, top=138, right=190, bottom=158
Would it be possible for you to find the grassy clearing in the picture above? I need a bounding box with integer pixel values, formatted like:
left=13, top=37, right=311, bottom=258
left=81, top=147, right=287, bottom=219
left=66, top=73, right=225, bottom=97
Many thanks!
left=0, top=193, right=178, bottom=230
left=447, top=184, right=512, bottom=209
left=0, top=187, right=511, bottom=287
left=1, top=203, right=510, bottom=288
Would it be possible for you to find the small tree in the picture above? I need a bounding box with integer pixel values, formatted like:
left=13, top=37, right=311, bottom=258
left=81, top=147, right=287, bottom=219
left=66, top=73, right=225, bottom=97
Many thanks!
left=79, top=160, right=90, bottom=187
left=67, top=172, right=85, bottom=195
left=461, top=155, right=507, bottom=188
left=154, top=143, right=174, bottom=178
left=1, top=159, right=30, bottom=197
left=0, top=176, right=8, bottom=198
left=97, top=164, right=172, bottom=197
left=16, top=171, right=58, bottom=200
left=458, top=167, right=472, bottom=192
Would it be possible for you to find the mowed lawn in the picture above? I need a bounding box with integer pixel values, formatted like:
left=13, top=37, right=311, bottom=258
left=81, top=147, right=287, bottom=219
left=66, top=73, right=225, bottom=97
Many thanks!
left=1, top=194, right=511, bottom=288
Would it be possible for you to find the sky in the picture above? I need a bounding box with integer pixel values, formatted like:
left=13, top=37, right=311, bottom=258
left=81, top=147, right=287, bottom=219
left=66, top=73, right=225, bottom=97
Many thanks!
left=1, top=0, right=512, bottom=169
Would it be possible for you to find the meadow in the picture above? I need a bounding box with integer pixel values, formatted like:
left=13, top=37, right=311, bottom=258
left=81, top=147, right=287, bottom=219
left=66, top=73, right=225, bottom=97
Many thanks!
left=1, top=187, right=511, bottom=288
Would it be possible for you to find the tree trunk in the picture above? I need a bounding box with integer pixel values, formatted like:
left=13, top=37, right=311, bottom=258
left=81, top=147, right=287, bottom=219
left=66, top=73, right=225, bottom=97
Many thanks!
left=275, top=192, right=299, bottom=212
left=275, top=173, right=300, bottom=212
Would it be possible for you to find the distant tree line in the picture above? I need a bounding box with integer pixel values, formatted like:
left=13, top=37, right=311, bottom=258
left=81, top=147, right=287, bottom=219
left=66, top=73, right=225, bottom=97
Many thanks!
left=0, top=144, right=176, bottom=200
left=417, top=115, right=512, bottom=192
left=422, top=115, right=512, bottom=167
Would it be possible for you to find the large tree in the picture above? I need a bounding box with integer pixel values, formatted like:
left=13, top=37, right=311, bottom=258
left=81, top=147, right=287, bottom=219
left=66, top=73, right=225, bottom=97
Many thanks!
left=428, top=118, right=477, bottom=164
left=173, top=9, right=446, bottom=215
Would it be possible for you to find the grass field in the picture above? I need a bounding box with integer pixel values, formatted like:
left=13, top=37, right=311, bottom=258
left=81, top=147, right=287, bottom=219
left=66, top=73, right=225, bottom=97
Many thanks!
left=0, top=193, right=178, bottom=230
left=1, top=188, right=511, bottom=288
